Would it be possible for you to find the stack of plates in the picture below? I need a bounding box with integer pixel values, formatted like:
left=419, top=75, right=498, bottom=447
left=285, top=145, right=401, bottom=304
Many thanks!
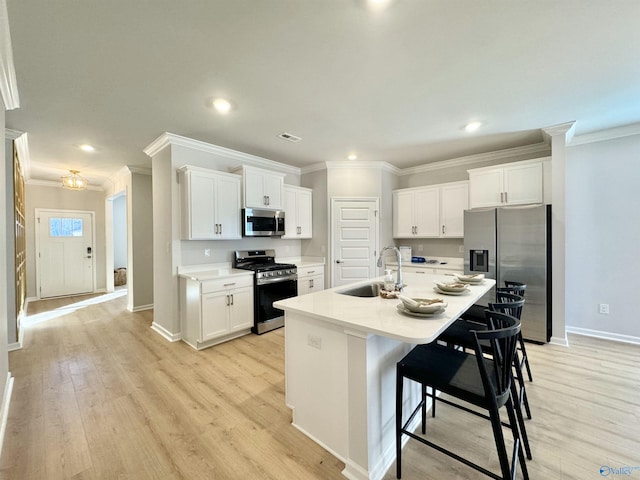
left=396, top=303, right=446, bottom=318
left=455, top=273, right=485, bottom=284
left=434, top=281, right=470, bottom=295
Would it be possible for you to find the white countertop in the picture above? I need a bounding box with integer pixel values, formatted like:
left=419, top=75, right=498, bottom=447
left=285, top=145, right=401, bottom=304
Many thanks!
left=274, top=272, right=494, bottom=344
left=177, top=267, right=253, bottom=282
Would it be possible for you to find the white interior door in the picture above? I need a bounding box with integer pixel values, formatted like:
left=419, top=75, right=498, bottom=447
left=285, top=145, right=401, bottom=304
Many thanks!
left=37, top=209, right=94, bottom=298
left=331, top=199, right=379, bottom=287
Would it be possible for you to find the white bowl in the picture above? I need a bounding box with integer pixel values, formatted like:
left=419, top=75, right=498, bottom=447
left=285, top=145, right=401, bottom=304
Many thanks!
left=455, top=273, right=485, bottom=283
left=400, top=297, right=447, bottom=314
left=435, top=281, right=469, bottom=292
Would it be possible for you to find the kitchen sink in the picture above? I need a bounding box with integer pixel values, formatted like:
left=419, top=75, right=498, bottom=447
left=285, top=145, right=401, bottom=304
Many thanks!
left=337, top=282, right=384, bottom=297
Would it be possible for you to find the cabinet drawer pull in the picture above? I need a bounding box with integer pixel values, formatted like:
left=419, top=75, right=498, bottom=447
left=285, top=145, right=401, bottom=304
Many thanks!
left=416, top=271, right=425, bottom=274
left=307, top=270, right=315, bottom=274
left=224, top=282, right=236, bottom=287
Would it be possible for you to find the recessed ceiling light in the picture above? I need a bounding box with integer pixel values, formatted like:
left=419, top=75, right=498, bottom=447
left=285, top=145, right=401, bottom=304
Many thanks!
left=347, top=153, right=358, bottom=161
left=464, top=121, right=483, bottom=132
left=366, top=0, right=394, bottom=11
left=79, top=144, right=95, bottom=152
left=212, top=98, right=232, bottom=114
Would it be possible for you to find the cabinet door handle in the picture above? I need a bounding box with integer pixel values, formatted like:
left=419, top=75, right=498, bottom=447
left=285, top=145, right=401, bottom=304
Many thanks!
left=219, top=224, right=222, bottom=235
left=230, top=294, right=234, bottom=305
left=414, top=226, right=418, bottom=235
left=226, top=294, right=230, bottom=306
left=442, top=225, right=445, bottom=235
left=266, top=195, right=270, bottom=206
left=309, top=279, right=314, bottom=288
left=504, top=192, right=508, bottom=203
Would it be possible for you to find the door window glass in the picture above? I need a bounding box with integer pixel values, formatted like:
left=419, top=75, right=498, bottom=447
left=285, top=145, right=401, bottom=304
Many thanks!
left=49, top=218, right=84, bottom=237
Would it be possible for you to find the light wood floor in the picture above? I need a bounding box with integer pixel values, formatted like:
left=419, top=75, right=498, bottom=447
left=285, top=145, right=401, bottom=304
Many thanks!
left=1, top=293, right=639, bottom=479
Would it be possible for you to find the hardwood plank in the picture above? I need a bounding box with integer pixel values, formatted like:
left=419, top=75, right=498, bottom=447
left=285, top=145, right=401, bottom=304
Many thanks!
left=1, top=293, right=639, bottom=479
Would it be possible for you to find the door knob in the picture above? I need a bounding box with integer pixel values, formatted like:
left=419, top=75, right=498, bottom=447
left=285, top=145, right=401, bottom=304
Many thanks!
left=336, top=260, right=344, bottom=264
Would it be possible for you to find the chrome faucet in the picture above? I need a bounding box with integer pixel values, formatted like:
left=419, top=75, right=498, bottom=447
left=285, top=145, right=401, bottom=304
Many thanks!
left=377, top=246, right=403, bottom=291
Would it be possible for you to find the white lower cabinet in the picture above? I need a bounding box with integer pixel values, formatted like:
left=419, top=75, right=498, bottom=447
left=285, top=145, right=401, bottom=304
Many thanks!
left=180, top=274, right=254, bottom=350
left=297, top=266, right=324, bottom=296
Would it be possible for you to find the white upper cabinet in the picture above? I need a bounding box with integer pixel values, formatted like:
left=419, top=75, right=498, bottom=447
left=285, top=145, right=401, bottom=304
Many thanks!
left=282, top=185, right=313, bottom=239
left=234, top=165, right=285, bottom=210
left=179, top=166, right=241, bottom=240
left=440, top=182, right=469, bottom=237
left=468, top=159, right=545, bottom=208
left=393, top=181, right=468, bottom=238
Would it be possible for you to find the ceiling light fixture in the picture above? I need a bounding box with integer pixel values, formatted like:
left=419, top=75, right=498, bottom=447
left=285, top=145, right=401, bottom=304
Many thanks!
left=347, top=153, right=358, bottom=161
left=79, top=144, right=95, bottom=152
left=464, top=121, right=483, bottom=132
left=61, top=170, right=88, bottom=191
left=212, top=97, right=232, bottom=114
left=366, top=0, right=394, bottom=11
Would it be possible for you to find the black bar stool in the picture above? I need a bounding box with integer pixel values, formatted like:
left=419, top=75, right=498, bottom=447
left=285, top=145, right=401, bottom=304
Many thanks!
left=396, top=311, right=528, bottom=480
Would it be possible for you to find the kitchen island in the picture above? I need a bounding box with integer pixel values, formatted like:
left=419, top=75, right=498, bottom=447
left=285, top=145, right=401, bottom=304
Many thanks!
left=274, top=272, right=494, bottom=480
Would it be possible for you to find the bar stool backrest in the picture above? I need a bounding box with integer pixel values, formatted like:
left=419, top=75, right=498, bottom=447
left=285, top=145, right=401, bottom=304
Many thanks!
left=473, top=311, right=521, bottom=407
left=490, top=292, right=525, bottom=320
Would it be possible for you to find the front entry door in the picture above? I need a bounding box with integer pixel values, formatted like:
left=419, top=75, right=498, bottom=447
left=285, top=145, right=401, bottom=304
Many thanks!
left=331, top=199, right=379, bottom=288
left=37, top=209, right=94, bottom=298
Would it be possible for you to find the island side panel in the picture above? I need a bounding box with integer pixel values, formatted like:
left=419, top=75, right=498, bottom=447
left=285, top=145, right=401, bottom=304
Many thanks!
left=285, top=311, right=349, bottom=460
left=343, top=331, right=421, bottom=480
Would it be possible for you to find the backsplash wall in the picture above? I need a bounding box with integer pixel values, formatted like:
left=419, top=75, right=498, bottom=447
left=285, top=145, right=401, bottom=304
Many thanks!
left=393, top=238, right=464, bottom=260
left=180, top=238, right=302, bottom=266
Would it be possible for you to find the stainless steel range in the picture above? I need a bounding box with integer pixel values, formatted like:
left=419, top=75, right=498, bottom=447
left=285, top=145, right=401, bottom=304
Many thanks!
left=233, top=250, right=297, bottom=334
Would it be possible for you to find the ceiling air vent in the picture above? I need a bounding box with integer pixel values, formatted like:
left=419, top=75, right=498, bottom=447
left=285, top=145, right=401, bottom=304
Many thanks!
left=278, top=132, right=302, bottom=143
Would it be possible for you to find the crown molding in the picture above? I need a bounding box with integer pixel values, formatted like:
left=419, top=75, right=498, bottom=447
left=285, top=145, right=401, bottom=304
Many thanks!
left=144, top=132, right=301, bottom=176
left=542, top=121, right=576, bottom=142
left=301, top=160, right=399, bottom=175
left=0, top=0, right=20, bottom=110
left=26, top=178, right=104, bottom=191
left=127, top=165, right=152, bottom=175
left=569, top=122, right=640, bottom=146
left=4, top=127, right=22, bottom=140
left=5, top=129, right=30, bottom=179
left=397, top=142, right=551, bottom=176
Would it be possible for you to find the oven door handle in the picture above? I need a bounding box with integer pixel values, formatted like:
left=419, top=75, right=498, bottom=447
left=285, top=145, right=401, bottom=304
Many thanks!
left=256, top=275, right=298, bottom=286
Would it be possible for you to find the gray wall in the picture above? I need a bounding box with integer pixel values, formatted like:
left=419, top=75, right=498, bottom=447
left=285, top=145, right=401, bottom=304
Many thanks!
left=129, top=172, right=154, bottom=309
left=566, top=134, right=640, bottom=339
left=25, top=184, right=107, bottom=297
left=113, top=195, right=126, bottom=268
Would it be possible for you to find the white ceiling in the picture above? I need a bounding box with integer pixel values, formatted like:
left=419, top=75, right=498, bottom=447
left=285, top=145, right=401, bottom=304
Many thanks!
left=6, top=0, right=640, bottom=187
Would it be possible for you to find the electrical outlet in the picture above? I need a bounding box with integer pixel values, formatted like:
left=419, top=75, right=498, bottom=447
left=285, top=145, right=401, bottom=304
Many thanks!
left=307, top=334, right=322, bottom=349
left=599, top=303, right=609, bottom=315
left=417, top=244, right=423, bottom=252
left=204, top=248, right=211, bottom=257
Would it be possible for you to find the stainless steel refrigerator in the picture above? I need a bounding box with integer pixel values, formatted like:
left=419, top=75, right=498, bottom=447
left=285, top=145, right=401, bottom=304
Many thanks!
left=464, top=204, right=551, bottom=343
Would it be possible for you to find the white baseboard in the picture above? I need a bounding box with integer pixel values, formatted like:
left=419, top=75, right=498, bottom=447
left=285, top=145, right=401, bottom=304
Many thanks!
left=0, top=372, right=15, bottom=457
left=566, top=326, right=640, bottom=345
left=150, top=322, right=181, bottom=342
left=129, top=303, right=153, bottom=313
left=549, top=335, right=569, bottom=347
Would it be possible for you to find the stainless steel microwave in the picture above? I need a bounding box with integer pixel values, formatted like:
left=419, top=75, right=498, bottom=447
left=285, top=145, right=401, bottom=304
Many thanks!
left=242, top=208, right=285, bottom=237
